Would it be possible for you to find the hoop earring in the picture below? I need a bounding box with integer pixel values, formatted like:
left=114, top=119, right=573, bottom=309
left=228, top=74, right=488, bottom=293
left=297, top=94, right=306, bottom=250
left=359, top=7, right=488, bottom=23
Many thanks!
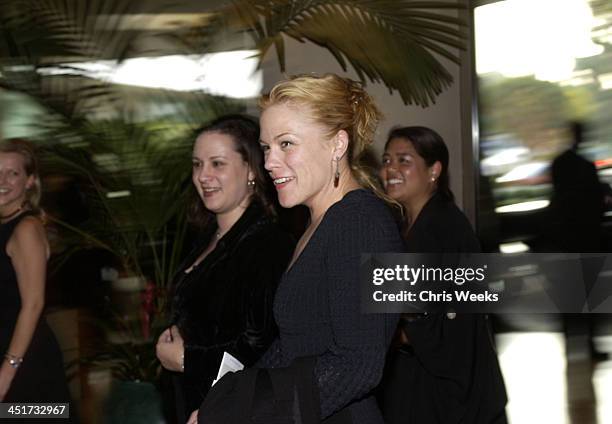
left=333, top=158, right=340, bottom=188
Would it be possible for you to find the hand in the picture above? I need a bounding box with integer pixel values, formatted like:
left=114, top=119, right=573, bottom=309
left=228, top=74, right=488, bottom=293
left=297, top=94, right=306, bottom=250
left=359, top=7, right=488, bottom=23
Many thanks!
left=0, top=361, right=17, bottom=401
left=186, top=409, right=198, bottom=424
left=156, top=325, right=184, bottom=372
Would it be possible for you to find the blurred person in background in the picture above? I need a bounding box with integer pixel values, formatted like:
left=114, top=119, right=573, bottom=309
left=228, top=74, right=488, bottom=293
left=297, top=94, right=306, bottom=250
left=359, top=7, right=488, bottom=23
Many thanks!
left=544, top=121, right=607, bottom=361
left=155, top=115, right=294, bottom=423
left=378, top=126, right=507, bottom=424
left=0, top=139, right=71, bottom=405
left=192, top=73, right=404, bottom=424
left=546, top=121, right=604, bottom=253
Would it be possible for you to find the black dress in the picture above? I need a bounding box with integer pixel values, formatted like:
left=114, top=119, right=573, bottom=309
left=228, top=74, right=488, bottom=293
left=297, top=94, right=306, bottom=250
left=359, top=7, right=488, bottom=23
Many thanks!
left=379, top=193, right=508, bottom=424
left=0, top=212, right=70, bottom=403
left=168, top=201, right=294, bottom=422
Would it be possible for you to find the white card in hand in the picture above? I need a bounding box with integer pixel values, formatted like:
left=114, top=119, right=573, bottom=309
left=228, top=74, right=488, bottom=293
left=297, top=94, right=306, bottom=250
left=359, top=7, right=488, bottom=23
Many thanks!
left=211, top=351, right=244, bottom=386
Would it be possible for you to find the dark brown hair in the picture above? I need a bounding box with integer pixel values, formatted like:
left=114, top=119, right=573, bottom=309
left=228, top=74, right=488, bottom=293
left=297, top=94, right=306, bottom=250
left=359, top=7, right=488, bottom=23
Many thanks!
left=188, top=114, right=276, bottom=229
left=385, top=126, right=455, bottom=202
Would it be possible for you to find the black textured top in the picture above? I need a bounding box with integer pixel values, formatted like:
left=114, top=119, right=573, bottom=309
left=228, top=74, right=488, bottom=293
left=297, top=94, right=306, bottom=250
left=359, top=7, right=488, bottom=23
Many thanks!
left=258, top=189, right=404, bottom=423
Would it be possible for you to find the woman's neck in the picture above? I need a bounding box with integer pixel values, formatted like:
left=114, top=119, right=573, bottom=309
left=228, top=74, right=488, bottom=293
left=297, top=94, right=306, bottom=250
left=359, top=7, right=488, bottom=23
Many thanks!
left=215, top=203, right=250, bottom=238
left=308, top=173, right=360, bottom=223
left=0, top=202, right=25, bottom=221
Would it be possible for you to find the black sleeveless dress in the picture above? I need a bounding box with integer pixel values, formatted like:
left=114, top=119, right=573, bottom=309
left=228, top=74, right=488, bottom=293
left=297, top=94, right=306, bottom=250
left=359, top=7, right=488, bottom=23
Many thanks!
left=0, top=212, right=70, bottom=403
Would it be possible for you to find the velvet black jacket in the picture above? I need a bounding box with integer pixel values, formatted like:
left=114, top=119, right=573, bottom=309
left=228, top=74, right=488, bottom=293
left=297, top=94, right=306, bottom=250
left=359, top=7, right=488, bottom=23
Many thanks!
left=169, top=201, right=294, bottom=418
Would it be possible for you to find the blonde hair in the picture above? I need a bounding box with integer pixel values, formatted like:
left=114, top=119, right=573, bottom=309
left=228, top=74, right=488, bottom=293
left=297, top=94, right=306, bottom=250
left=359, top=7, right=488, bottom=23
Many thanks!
left=260, top=73, right=398, bottom=207
left=0, top=138, right=43, bottom=215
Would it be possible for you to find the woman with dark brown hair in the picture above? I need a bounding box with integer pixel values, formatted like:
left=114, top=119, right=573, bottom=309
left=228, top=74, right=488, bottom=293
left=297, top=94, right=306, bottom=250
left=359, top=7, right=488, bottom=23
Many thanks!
left=155, top=115, right=294, bottom=423
left=378, top=126, right=507, bottom=424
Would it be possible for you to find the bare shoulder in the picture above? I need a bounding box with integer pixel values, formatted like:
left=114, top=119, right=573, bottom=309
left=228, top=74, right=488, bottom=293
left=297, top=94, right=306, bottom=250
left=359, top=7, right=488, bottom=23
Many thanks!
left=14, top=215, right=46, bottom=237
left=7, top=215, right=48, bottom=256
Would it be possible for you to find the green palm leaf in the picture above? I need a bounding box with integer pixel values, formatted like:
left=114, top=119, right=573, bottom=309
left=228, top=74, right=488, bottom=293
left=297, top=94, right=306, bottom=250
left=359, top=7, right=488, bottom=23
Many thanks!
left=0, top=0, right=144, bottom=61
left=220, top=0, right=467, bottom=106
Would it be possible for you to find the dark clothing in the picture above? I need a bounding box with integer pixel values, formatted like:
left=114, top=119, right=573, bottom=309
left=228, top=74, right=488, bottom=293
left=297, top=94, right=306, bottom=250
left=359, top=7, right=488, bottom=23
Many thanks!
left=199, top=189, right=404, bottom=424
left=546, top=149, right=604, bottom=380
left=380, top=193, right=507, bottom=424
left=404, top=193, right=480, bottom=254
left=0, top=212, right=70, bottom=404
left=546, top=149, right=603, bottom=252
left=168, top=201, right=294, bottom=420
left=199, top=356, right=325, bottom=424
left=257, top=190, right=404, bottom=423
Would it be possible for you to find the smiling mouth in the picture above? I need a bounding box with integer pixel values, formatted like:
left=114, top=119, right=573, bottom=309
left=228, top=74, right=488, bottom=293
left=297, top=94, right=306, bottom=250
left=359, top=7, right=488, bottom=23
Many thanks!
left=202, top=187, right=221, bottom=193
left=386, top=178, right=404, bottom=186
left=273, top=177, right=295, bottom=185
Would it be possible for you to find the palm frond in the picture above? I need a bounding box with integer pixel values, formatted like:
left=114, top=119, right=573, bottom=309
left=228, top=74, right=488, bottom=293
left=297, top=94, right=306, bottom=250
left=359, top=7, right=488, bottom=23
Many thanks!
left=40, top=118, right=194, bottom=278
left=0, top=0, right=143, bottom=61
left=219, top=0, right=467, bottom=106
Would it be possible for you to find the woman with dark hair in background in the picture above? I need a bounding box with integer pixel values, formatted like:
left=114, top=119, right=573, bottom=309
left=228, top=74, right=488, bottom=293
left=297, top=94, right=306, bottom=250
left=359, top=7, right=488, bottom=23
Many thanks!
left=0, top=139, right=70, bottom=404
left=378, top=126, right=507, bottom=423
left=155, top=115, right=294, bottom=423
left=381, top=126, right=475, bottom=248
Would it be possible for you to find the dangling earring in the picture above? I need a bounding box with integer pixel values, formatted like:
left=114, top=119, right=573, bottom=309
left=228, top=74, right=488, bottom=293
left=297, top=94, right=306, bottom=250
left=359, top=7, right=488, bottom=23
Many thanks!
left=247, top=179, right=255, bottom=187
left=333, top=158, right=340, bottom=188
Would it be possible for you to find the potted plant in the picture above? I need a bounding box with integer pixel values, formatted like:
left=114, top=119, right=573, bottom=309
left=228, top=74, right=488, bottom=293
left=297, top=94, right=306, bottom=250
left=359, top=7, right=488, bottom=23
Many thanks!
left=38, top=109, right=245, bottom=424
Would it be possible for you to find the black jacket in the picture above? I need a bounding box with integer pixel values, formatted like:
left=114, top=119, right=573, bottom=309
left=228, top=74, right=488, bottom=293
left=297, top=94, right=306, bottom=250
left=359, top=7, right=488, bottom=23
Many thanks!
left=380, top=193, right=508, bottom=424
left=404, top=192, right=480, bottom=254
left=169, top=201, right=294, bottom=418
